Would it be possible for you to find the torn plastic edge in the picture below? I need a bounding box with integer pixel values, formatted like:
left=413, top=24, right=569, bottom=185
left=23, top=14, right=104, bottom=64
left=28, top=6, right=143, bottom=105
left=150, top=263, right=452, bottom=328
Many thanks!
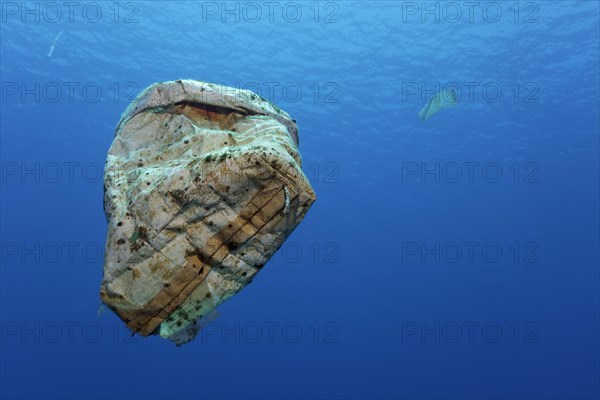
left=115, top=80, right=299, bottom=146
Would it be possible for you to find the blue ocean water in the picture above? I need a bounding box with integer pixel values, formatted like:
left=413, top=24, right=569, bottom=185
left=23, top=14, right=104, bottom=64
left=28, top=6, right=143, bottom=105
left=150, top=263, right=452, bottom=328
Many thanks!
left=1, top=1, right=599, bottom=399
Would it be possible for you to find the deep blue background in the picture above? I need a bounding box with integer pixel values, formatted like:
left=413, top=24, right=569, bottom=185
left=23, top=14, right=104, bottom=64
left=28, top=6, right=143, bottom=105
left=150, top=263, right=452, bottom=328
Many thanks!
left=1, top=1, right=599, bottom=399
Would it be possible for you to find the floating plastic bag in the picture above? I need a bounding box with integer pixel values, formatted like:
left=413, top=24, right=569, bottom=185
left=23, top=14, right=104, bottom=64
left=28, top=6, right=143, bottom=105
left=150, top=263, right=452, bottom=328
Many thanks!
left=100, top=80, right=316, bottom=343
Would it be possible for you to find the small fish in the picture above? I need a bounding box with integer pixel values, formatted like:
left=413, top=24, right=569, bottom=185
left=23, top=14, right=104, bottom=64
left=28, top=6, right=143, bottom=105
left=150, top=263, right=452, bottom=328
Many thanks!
left=48, top=31, right=64, bottom=58
left=419, top=88, right=458, bottom=122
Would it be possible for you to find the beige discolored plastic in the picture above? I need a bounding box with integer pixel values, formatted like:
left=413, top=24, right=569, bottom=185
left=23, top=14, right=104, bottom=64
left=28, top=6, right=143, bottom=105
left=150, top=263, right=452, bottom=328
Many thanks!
left=100, top=80, right=315, bottom=342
